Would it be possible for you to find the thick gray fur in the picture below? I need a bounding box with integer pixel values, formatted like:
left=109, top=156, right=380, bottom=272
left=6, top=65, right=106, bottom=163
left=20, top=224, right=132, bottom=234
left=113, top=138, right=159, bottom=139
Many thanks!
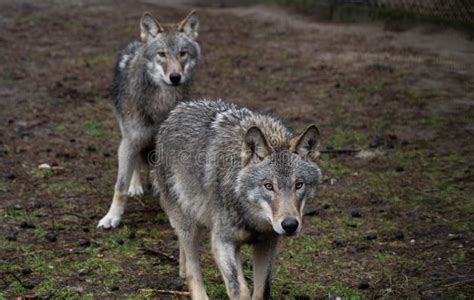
left=98, top=11, right=201, bottom=229
left=155, top=100, right=322, bottom=299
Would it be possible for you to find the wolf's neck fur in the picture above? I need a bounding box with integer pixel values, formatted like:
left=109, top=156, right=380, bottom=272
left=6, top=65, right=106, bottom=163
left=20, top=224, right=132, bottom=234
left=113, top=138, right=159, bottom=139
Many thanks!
left=128, top=58, right=190, bottom=126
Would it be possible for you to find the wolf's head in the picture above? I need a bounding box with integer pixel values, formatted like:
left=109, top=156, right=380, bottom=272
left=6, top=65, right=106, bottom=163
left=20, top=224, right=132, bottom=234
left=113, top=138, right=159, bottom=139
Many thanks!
left=237, top=125, right=322, bottom=236
left=139, top=11, right=200, bottom=86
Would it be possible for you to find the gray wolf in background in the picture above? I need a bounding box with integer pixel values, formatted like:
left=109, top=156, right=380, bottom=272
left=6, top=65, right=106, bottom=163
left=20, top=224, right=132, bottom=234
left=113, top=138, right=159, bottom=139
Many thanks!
left=155, top=100, right=322, bottom=299
left=98, top=10, right=201, bottom=229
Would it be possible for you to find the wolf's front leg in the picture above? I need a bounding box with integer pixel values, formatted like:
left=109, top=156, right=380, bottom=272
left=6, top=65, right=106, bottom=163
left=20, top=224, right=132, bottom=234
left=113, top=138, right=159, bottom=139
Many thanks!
left=212, top=234, right=251, bottom=300
left=176, top=226, right=208, bottom=300
left=128, top=159, right=144, bottom=196
left=252, top=238, right=278, bottom=300
left=98, top=138, right=139, bottom=229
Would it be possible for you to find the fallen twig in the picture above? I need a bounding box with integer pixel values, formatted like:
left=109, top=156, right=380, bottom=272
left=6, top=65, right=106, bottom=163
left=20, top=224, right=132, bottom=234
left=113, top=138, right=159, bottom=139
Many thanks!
left=138, top=247, right=177, bottom=263
left=320, top=148, right=361, bottom=155
left=155, top=289, right=190, bottom=297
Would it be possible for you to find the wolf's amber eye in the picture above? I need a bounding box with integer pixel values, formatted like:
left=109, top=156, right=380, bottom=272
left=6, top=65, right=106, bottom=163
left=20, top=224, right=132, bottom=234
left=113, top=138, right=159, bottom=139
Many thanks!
left=179, top=51, right=188, bottom=58
left=264, top=183, right=273, bottom=191
left=158, top=51, right=166, bottom=57
left=295, top=182, right=304, bottom=190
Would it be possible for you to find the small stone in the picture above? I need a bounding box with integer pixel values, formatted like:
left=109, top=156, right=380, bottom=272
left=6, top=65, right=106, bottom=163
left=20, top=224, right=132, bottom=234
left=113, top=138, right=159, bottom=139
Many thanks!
left=20, top=267, right=32, bottom=275
left=330, top=178, right=337, bottom=185
left=20, top=221, right=36, bottom=229
left=79, top=238, right=90, bottom=247
left=358, top=282, right=370, bottom=290
left=351, top=209, right=362, bottom=218
left=46, top=232, right=57, bottom=242
left=38, top=163, right=51, bottom=169
left=394, top=231, right=405, bottom=240
left=410, top=239, right=416, bottom=244
left=110, top=286, right=119, bottom=291
left=78, top=269, right=88, bottom=276
left=447, top=233, right=459, bottom=240
left=13, top=204, right=23, bottom=210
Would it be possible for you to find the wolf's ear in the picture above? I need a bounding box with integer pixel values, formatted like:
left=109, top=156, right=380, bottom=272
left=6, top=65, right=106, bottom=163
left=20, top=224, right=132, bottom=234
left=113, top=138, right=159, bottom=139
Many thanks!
left=242, top=126, right=271, bottom=166
left=140, top=12, right=164, bottom=43
left=177, top=10, right=199, bottom=39
left=291, top=125, right=321, bottom=162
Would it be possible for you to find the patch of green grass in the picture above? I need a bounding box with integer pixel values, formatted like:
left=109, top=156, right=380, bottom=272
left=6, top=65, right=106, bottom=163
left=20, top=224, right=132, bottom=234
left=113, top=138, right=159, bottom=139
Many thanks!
left=64, top=20, right=86, bottom=33
left=421, top=113, right=447, bottom=129
left=33, top=167, right=53, bottom=179
left=0, top=182, right=8, bottom=193
left=403, top=89, right=440, bottom=106
left=87, top=53, right=115, bottom=67
left=33, top=225, right=47, bottom=240
left=331, top=127, right=368, bottom=148
left=8, top=281, right=27, bottom=295
left=55, top=124, right=69, bottom=134
left=150, top=212, right=169, bottom=225
left=47, top=182, right=88, bottom=194
left=2, top=206, right=25, bottom=220
left=82, top=120, right=103, bottom=137
left=329, top=283, right=365, bottom=299
left=320, top=159, right=353, bottom=176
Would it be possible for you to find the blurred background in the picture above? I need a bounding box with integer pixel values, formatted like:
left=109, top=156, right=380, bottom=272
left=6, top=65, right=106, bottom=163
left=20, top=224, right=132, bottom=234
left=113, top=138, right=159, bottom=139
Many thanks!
left=1, top=0, right=473, bottom=298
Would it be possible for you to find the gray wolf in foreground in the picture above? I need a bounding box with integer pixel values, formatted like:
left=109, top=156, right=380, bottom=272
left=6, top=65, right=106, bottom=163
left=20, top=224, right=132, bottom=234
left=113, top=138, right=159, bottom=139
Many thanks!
left=155, top=100, right=322, bottom=299
left=98, top=10, right=201, bottom=229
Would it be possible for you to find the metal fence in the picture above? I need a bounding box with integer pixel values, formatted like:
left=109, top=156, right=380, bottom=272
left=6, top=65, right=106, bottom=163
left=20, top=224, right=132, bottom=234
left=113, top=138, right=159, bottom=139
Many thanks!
left=332, top=0, right=473, bottom=23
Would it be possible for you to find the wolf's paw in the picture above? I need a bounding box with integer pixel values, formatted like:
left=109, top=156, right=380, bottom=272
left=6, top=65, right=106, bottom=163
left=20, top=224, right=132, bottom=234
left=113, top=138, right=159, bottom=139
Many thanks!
left=128, top=183, right=144, bottom=197
left=97, top=213, right=122, bottom=229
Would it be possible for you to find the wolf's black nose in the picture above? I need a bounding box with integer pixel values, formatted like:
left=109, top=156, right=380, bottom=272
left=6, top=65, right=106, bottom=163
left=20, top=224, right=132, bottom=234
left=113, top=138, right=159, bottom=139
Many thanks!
left=281, top=218, right=299, bottom=234
left=169, top=73, right=181, bottom=85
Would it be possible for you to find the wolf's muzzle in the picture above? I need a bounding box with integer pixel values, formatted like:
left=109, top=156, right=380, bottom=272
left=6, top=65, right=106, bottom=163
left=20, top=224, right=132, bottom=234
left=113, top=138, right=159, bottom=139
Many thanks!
left=169, top=72, right=181, bottom=85
left=281, top=218, right=299, bottom=235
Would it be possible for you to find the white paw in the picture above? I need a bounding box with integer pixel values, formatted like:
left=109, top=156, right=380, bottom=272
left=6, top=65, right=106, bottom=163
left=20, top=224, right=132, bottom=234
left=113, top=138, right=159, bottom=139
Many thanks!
left=128, top=183, right=144, bottom=197
left=97, top=213, right=122, bottom=229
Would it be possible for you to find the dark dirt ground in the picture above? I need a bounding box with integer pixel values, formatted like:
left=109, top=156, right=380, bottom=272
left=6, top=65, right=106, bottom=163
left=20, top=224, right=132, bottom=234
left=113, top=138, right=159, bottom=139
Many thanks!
left=1, top=0, right=473, bottom=299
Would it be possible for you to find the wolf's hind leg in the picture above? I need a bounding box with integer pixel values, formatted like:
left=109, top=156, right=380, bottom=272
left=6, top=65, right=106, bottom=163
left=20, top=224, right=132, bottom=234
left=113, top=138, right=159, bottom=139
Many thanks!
left=98, top=138, right=139, bottom=229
